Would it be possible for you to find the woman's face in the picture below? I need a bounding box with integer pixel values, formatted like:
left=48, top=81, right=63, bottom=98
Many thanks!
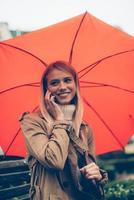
left=46, top=68, right=76, bottom=105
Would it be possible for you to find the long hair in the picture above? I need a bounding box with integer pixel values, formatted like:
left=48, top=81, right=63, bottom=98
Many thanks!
left=40, top=60, right=83, bottom=136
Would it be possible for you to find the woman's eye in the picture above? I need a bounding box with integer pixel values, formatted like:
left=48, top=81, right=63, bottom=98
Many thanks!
left=64, top=78, right=72, bottom=83
left=50, top=80, right=59, bottom=86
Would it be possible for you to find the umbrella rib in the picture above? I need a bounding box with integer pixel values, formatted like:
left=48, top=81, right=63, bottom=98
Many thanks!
left=80, top=81, right=134, bottom=94
left=78, top=49, right=134, bottom=78
left=83, top=98, right=124, bottom=149
left=78, top=61, right=101, bottom=79
left=0, top=42, right=48, bottom=67
left=5, top=106, right=39, bottom=155
left=81, top=86, right=104, bottom=88
left=5, top=128, right=21, bottom=156
left=69, top=11, right=87, bottom=64
left=0, top=82, right=40, bottom=95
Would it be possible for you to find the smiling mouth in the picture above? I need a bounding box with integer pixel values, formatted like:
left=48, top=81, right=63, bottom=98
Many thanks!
left=58, top=92, right=70, bottom=97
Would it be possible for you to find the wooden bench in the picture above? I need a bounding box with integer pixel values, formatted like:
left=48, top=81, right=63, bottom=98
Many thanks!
left=0, top=156, right=30, bottom=200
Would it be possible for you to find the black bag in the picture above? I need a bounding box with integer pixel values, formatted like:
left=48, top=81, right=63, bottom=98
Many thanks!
left=67, top=129, right=108, bottom=200
left=78, top=150, right=106, bottom=200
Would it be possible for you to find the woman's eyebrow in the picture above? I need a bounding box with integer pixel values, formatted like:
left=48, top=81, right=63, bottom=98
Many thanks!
left=64, top=76, right=73, bottom=79
left=51, top=79, right=59, bottom=81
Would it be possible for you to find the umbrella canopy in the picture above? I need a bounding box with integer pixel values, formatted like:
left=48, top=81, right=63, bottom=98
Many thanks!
left=0, top=12, right=134, bottom=156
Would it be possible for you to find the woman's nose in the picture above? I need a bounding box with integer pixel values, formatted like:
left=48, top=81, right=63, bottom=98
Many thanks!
left=59, top=81, right=66, bottom=90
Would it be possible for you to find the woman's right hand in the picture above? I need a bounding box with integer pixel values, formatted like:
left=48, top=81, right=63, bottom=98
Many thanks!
left=45, top=90, right=64, bottom=121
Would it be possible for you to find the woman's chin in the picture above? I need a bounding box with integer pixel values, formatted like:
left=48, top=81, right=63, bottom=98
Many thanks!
left=57, top=98, right=71, bottom=105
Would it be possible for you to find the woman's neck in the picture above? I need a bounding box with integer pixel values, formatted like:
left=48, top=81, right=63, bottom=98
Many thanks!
left=59, top=104, right=76, bottom=121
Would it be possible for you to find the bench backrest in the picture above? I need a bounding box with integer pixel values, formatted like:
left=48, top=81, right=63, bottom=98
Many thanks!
left=0, top=158, right=30, bottom=200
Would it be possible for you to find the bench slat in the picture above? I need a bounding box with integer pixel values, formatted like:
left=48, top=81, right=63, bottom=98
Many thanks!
left=0, top=157, right=30, bottom=199
left=0, top=183, right=30, bottom=199
left=0, top=170, right=30, bottom=185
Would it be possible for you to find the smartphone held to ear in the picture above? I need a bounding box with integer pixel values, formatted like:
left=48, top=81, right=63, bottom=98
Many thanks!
left=50, top=94, right=57, bottom=102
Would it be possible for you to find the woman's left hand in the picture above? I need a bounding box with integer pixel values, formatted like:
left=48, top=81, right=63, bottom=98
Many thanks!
left=80, top=162, right=102, bottom=181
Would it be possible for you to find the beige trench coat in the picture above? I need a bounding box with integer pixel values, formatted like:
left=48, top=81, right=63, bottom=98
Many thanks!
left=19, top=110, right=105, bottom=200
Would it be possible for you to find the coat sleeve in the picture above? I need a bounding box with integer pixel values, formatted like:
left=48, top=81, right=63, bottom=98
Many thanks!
left=87, top=126, right=95, bottom=158
left=80, top=124, right=95, bottom=159
left=19, top=112, right=70, bottom=170
left=86, top=124, right=108, bottom=185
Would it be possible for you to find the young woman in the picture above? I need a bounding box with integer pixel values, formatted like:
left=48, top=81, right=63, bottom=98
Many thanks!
left=20, top=61, right=108, bottom=200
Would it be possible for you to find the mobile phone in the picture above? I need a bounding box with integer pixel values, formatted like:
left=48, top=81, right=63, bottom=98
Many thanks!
left=50, top=93, right=57, bottom=102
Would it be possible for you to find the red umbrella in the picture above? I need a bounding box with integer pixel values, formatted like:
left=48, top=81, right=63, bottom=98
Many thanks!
left=0, top=12, right=134, bottom=156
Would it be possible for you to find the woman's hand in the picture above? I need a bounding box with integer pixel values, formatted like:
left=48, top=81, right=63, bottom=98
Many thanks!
left=45, top=90, right=64, bottom=121
left=80, top=162, right=102, bottom=181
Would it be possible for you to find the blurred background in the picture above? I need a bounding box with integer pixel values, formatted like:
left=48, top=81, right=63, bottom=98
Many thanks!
left=0, top=0, right=134, bottom=199
left=0, top=0, right=134, bottom=41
